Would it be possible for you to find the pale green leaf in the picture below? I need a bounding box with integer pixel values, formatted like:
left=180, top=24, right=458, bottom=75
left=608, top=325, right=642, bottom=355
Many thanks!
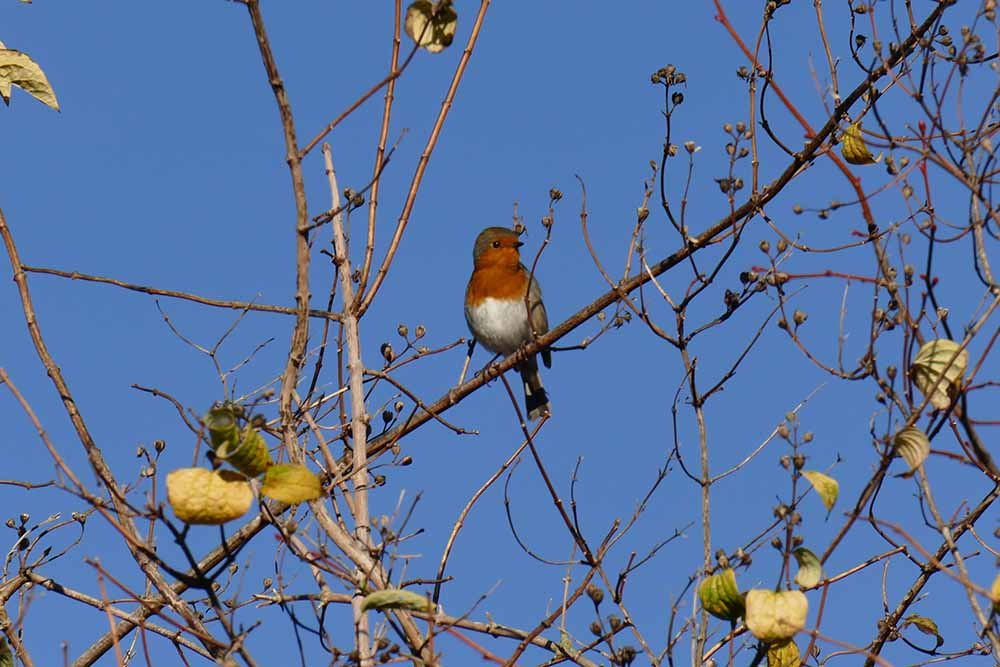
left=745, top=589, right=808, bottom=643
left=911, top=339, right=967, bottom=410
left=801, top=470, right=838, bottom=512
left=360, top=589, right=433, bottom=613
left=893, top=426, right=930, bottom=475
left=0, top=48, right=58, bottom=110
left=792, top=547, right=823, bottom=589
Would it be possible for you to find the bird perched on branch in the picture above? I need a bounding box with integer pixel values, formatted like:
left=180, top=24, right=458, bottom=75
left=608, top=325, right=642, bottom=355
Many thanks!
left=464, top=226, right=552, bottom=420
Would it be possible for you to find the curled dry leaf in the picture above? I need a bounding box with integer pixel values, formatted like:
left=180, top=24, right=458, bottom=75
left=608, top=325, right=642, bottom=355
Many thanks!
left=840, top=122, right=881, bottom=165
left=206, top=404, right=240, bottom=450
left=698, top=568, right=745, bottom=621
left=218, top=427, right=272, bottom=477
left=0, top=47, right=59, bottom=110
left=206, top=404, right=272, bottom=477
left=893, top=426, right=930, bottom=474
left=911, top=339, right=967, bottom=410
left=166, top=468, right=253, bottom=525
left=404, top=0, right=458, bottom=53
left=745, top=589, right=808, bottom=643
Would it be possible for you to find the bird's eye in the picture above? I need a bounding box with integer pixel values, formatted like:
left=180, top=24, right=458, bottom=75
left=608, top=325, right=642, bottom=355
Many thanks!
left=491, top=240, right=501, bottom=248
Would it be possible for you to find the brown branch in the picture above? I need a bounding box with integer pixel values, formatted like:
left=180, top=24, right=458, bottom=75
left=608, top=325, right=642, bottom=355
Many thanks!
left=0, top=208, right=230, bottom=662
left=21, top=264, right=339, bottom=321
left=323, top=144, right=376, bottom=667
left=864, top=483, right=1000, bottom=666
left=299, top=29, right=420, bottom=159
left=71, top=512, right=274, bottom=666
left=245, top=0, right=312, bottom=461
left=356, top=0, right=493, bottom=316
left=356, top=0, right=403, bottom=301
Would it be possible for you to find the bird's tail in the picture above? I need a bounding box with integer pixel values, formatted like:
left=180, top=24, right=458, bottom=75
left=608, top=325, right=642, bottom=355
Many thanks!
left=519, top=357, right=551, bottom=421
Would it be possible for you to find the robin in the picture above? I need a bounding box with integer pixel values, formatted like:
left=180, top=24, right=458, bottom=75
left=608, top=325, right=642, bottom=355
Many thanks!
left=464, top=226, right=552, bottom=420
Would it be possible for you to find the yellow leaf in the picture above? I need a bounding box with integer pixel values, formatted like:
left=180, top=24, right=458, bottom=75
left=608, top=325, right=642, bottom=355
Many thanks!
left=360, top=589, right=434, bottom=613
left=901, top=614, right=943, bottom=647
left=792, top=547, right=822, bottom=589
left=991, top=573, right=1000, bottom=612
left=698, top=568, right=745, bottom=621
left=801, top=470, right=838, bottom=512
left=911, top=339, right=967, bottom=410
left=0, top=41, right=12, bottom=105
left=166, top=468, right=253, bottom=525
left=0, top=48, right=58, bottom=111
left=893, top=426, right=930, bottom=474
left=840, top=122, right=881, bottom=165
left=260, top=463, right=322, bottom=504
left=404, top=0, right=458, bottom=53
left=745, top=589, right=808, bottom=643
left=766, top=638, right=801, bottom=667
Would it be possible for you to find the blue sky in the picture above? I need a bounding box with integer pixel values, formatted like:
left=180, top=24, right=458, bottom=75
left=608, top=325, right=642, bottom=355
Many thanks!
left=2, top=2, right=997, bottom=665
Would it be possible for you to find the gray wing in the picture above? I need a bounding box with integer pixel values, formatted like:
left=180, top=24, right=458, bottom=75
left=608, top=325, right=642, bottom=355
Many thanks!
left=525, top=268, right=551, bottom=368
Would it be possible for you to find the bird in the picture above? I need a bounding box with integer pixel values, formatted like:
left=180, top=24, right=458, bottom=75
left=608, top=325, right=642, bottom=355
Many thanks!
left=464, top=226, right=552, bottom=420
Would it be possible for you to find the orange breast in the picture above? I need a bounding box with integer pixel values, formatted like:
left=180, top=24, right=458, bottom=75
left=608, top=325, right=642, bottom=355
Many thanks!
left=466, top=265, right=530, bottom=304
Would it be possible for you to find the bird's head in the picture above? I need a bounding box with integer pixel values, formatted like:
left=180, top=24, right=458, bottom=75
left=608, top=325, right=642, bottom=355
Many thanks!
left=472, top=227, right=524, bottom=268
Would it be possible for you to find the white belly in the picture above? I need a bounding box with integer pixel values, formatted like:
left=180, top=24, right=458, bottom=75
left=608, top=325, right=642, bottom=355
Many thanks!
left=465, top=297, right=533, bottom=356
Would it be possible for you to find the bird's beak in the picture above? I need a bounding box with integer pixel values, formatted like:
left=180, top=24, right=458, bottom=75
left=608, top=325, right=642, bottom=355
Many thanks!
left=514, top=240, right=524, bottom=248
